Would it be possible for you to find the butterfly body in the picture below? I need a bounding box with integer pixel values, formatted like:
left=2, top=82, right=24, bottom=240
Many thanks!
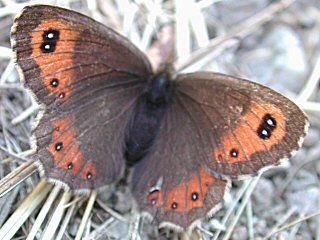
left=11, top=5, right=309, bottom=230
left=125, top=71, right=174, bottom=165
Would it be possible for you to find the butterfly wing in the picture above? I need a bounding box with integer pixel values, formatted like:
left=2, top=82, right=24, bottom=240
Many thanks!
left=176, top=72, right=308, bottom=177
left=132, top=72, right=308, bottom=229
left=11, top=5, right=152, bottom=190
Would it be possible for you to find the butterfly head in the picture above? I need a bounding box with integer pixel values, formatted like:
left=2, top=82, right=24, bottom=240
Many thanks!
left=145, top=70, right=175, bottom=107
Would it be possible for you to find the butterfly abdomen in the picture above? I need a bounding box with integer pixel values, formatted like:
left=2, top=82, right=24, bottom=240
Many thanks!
left=125, top=71, right=174, bottom=165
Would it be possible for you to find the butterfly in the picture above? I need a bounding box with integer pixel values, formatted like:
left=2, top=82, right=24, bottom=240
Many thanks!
left=11, top=5, right=308, bottom=230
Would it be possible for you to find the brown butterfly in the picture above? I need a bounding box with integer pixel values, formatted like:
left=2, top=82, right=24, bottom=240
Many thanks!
left=11, top=5, right=308, bottom=230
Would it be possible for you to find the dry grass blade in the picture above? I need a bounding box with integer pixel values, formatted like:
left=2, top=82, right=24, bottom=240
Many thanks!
left=0, top=60, right=14, bottom=84
left=263, top=210, right=320, bottom=239
left=275, top=147, right=320, bottom=199
left=0, top=47, right=12, bottom=59
left=317, top=212, right=320, bottom=240
left=297, top=56, right=320, bottom=102
left=41, top=190, right=72, bottom=239
left=246, top=199, right=254, bottom=240
left=11, top=104, right=40, bottom=125
left=212, top=179, right=252, bottom=240
left=96, top=199, right=128, bottom=223
left=222, top=175, right=261, bottom=240
left=176, top=0, right=296, bottom=71
left=0, top=148, right=34, bottom=164
left=75, top=190, right=97, bottom=240
left=0, top=180, right=52, bottom=240
left=26, top=185, right=62, bottom=240
left=0, top=159, right=37, bottom=198
left=55, top=198, right=77, bottom=240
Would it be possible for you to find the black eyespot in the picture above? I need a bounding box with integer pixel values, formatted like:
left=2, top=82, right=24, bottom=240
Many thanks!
left=87, top=172, right=93, bottom=180
left=218, top=154, right=223, bottom=161
left=43, top=29, right=60, bottom=41
left=59, top=92, right=65, bottom=99
left=50, top=78, right=59, bottom=87
left=41, top=29, right=60, bottom=53
left=41, top=43, right=53, bottom=53
left=264, top=114, right=277, bottom=130
left=172, top=202, right=178, bottom=209
left=230, top=148, right=238, bottom=158
left=67, top=163, right=73, bottom=170
left=55, top=127, right=60, bottom=131
left=55, top=142, right=63, bottom=151
left=151, top=198, right=157, bottom=205
left=257, top=127, right=271, bottom=139
left=191, top=192, right=198, bottom=201
left=257, top=114, right=277, bottom=139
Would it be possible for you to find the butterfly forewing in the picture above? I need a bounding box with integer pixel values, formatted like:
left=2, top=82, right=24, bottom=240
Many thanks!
left=11, top=5, right=152, bottom=190
left=176, top=72, right=308, bottom=178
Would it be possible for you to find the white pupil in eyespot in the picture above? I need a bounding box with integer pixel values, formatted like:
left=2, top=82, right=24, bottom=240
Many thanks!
left=267, top=119, right=274, bottom=126
left=47, top=33, right=54, bottom=39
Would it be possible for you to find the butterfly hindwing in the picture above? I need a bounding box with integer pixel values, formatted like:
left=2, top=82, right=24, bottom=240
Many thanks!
left=131, top=83, right=230, bottom=229
left=132, top=72, right=308, bottom=228
left=11, top=5, right=152, bottom=190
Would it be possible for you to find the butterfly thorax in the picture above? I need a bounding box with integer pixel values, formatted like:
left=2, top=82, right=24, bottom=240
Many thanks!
left=125, top=71, right=175, bottom=166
